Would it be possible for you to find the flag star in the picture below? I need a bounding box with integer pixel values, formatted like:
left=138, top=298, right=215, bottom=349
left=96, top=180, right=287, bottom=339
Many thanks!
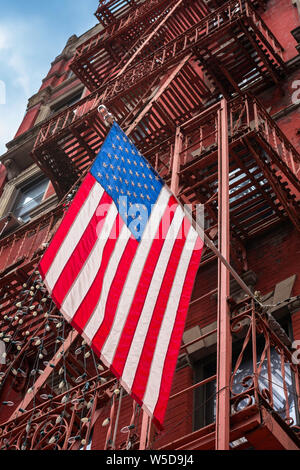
left=119, top=176, right=123, bottom=182
left=123, top=136, right=127, bottom=143
left=123, top=168, right=126, bottom=174
left=97, top=172, right=102, bottom=178
left=142, top=173, right=146, bottom=178
left=149, top=174, right=153, bottom=180
left=127, top=159, right=131, bottom=164
left=155, top=175, right=160, bottom=181
left=140, top=194, right=145, bottom=199
left=146, top=195, right=150, bottom=201
left=121, top=156, right=125, bottom=162
left=133, top=161, right=137, bottom=166
left=127, top=191, right=131, bottom=196
left=135, top=172, right=139, bottom=177
left=117, top=166, right=121, bottom=171
left=112, top=144, right=116, bottom=149
left=137, top=182, right=142, bottom=188
left=114, top=154, right=119, bottom=160
left=105, top=174, right=109, bottom=180
left=131, top=149, right=135, bottom=155
left=140, top=162, right=144, bottom=167
left=113, top=175, right=117, bottom=180
left=133, top=192, right=137, bottom=198
left=116, top=135, right=120, bottom=141
left=129, top=169, right=133, bottom=175
left=120, top=189, right=124, bottom=194
left=108, top=185, right=112, bottom=191
left=118, top=146, right=123, bottom=151
left=115, top=187, right=119, bottom=193
left=124, top=179, right=129, bottom=185
left=110, top=164, right=114, bottom=169
left=131, top=181, right=135, bottom=187
left=144, top=184, right=148, bottom=189
left=125, top=148, right=129, bottom=153
left=151, top=185, right=155, bottom=191
left=103, top=162, right=108, bottom=168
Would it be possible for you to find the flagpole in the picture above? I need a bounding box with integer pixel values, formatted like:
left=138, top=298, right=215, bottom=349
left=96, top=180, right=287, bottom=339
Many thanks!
left=93, top=104, right=260, bottom=446
left=98, top=104, right=258, bottom=305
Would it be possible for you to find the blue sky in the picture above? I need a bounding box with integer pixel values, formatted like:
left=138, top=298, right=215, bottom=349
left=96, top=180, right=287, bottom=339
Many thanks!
left=0, top=0, right=98, bottom=156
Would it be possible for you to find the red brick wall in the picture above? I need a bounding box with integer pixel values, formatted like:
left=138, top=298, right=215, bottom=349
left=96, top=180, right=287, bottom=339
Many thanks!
left=261, top=0, right=299, bottom=61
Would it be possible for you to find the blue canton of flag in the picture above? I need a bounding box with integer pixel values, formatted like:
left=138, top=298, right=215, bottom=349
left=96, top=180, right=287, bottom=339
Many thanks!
left=90, top=122, right=164, bottom=242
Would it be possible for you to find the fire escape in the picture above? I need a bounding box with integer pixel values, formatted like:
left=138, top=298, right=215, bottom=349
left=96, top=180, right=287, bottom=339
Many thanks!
left=0, top=0, right=300, bottom=450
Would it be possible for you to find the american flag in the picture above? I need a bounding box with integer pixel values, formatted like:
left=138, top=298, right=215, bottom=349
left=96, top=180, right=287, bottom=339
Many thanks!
left=39, top=122, right=204, bottom=429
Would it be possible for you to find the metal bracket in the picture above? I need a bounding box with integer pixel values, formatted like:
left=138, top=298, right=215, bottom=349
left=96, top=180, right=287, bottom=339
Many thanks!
left=98, top=105, right=115, bottom=126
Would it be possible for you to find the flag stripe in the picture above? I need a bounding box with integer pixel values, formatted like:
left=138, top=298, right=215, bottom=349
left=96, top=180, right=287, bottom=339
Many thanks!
left=88, top=236, right=138, bottom=355
left=116, top=205, right=185, bottom=385
left=112, top=197, right=179, bottom=378
left=45, top=182, right=105, bottom=291
left=142, top=227, right=199, bottom=419
left=60, top=201, right=118, bottom=321
left=153, top=236, right=203, bottom=427
left=127, top=216, right=190, bottom=401
left=39, top=172, right=96, bottom=278
left=71, top=219, right=130, bottom=334
left=51, top=191, right=113, bottom=308
left=96, top=187, right=171, bottom=366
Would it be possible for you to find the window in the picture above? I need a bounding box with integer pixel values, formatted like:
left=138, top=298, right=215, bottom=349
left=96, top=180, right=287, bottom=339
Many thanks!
left=193, top=318, right=299, bottom=431
left=50, top=90, right=84, bottom=115
left=12, top=177, right=49, bottom=222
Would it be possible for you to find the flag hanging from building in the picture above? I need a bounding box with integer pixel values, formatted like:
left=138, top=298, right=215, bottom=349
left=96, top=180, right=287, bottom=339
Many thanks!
left=39, top=122, right=204, bottom=429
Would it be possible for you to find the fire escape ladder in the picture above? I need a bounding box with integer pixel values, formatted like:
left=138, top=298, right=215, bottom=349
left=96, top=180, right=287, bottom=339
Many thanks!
left=33, top=142, right=80, bottom=199
left=243, top=136, right=300, bottom=231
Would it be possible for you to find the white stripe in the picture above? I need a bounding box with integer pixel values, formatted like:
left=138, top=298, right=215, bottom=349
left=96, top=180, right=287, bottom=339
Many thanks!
left=83, top=223, right=132, bottom=340
left=99, top=187, right=171, bottom=365
left=61, top=202, right=118, bottom=319
left=142, top=226, right=198, bottom=415
left=122, top=205, right=185, bottom=389
left=45, top=183, right=104, bottom=290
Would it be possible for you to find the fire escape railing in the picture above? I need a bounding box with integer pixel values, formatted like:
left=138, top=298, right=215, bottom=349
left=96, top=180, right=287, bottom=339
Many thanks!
left=72, top=0, right=285, bottom=92
left=0, top=205, right=64, bottom=276
left=156, top=297, right=300, bottom=450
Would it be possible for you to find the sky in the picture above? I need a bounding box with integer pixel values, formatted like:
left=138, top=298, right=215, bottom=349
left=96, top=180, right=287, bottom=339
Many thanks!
left=0, top=0, right=98, bottom=156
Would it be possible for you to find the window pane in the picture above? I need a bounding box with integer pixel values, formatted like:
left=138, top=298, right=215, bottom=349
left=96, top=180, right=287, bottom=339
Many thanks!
left=13, top=178, right=49, bottom=221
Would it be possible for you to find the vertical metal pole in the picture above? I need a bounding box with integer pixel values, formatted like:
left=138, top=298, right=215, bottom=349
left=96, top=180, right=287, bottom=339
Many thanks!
left=139, top=412, right=151, bottom=450
left=215, top=98, right=231, bottom=450
left=171, top=127, right=183, bottom=195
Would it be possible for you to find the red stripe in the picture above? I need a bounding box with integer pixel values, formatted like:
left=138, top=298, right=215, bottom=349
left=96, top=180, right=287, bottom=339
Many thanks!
left=111, top=197, right=178, bottom=376
left=39, top=173, right=96, bottom=279
left=70, top=214, right=125, bottom=334
left=51, top=192, right=114, bottom=309
left=91, top=235, right=139, bottom=358
left=130, top=218, right=190, bottom=405
left=153, top=236, right=203, bottom=430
